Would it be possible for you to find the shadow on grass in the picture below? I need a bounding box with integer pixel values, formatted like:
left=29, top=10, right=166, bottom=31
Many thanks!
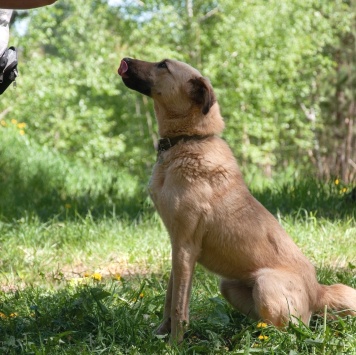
left=0, top=183, right=151, bottom=222
left=251, top=178, right=355, bottom=221
left=0, top=130, right=354, bottom=222
left=0, top=175, right=152, bottom=222
left=1, top=170, right=354, bottom=223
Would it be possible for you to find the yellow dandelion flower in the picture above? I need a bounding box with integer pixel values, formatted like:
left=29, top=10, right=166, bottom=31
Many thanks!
left=257, top=322, right=268, bottom=328
left=139, top=292, right=144, bottom=298
left=92, top=272, right=102, bottom=281
left=0, top=120, right=6, bottom=127
left=114, top=273, right=121, bottom=281
left=17, top=122, right=26, bottom=129
left=9, top=312, right=18, bottom=318
left=258, top=335, right=269, bottom=341
left=11, top=119, right=17, bottom=125
left=19, top=130, right=25, bottom=136
left=334, top=179, right=340, bottom=185
left=342, top=187, right=347, bottom=193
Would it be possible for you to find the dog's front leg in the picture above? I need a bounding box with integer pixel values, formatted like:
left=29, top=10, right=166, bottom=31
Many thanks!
left=169, top=243, right=198, bottom=344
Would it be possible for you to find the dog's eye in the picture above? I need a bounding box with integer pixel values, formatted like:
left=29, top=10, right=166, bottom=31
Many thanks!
left=157, top=61, right=168, bottom=69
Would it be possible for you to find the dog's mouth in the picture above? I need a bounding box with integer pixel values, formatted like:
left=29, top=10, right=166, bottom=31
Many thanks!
left=118, top=59, right=129, bottom=78
left=118, top=58, right=152, bottom=97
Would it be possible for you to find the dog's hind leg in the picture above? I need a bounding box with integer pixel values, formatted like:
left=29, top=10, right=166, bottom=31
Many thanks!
left=252, top=268, right=312, bottom=326
left=220, top=278, right=259, bottom=319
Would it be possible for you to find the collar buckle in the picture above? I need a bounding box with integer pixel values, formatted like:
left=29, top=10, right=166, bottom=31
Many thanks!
left=158, top=137, right=173, bottom=152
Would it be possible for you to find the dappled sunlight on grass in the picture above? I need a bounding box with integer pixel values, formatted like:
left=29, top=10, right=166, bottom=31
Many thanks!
left=0, top=215, right=170, bottom=288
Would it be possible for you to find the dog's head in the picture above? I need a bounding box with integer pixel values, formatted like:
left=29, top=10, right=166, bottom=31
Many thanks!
left=118, top=58, right=224, bottom=137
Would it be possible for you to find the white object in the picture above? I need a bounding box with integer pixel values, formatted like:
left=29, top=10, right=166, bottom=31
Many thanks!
left=0, top=9, right=13, bottom=57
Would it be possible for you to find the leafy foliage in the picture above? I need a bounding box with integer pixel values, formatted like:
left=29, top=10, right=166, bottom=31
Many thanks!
left=1, top=0, right=355, bottom=182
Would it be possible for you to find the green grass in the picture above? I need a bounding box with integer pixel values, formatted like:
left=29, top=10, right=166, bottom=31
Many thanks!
left=0, top=267, right=355, bottom=354
left=0, top=128, right=356, bottom=353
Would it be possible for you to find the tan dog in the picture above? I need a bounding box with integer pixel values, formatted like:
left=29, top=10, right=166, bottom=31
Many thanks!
left=118, top=58, right=356, bottom=343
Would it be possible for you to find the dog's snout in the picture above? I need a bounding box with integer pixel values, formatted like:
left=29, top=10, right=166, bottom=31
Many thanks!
left=119, top=57, right=153, bottom=97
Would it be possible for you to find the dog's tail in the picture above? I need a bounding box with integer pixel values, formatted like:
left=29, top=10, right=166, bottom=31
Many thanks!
left=316, top=283, right=356, bottom=316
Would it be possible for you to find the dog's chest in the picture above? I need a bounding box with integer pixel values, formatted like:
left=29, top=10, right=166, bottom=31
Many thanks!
left=158, top=151, right=227, bottom=183
left=148, top=151, right=230, bottom=219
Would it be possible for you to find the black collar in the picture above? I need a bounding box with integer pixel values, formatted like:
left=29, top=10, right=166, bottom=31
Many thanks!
left=157, top=134, right=212, bottom=153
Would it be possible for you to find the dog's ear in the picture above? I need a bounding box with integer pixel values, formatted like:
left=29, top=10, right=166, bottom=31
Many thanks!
left=188, top=76, right=216, bottom=115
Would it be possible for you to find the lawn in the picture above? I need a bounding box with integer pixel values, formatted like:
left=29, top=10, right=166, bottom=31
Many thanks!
left=0, top=131, right=355, bottom=353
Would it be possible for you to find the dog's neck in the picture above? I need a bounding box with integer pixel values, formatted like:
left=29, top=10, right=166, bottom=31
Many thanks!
left=157, top=134, right=214, bottom=153
left=154, top=102, right=225, bottom=138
